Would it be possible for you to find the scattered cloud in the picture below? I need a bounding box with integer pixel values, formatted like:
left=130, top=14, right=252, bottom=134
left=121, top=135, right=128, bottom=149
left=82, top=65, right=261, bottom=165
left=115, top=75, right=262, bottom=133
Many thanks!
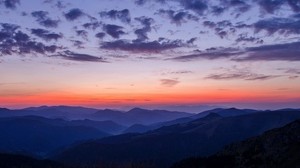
left=99, top=9, right=131, bottom=24
left=134, top=16, right=154, bottom=42
left=205, top=66, right=280, bottom=81
left=31, top=10, right=59, bottom=28
left=157, top=9, right=198, bottom=25
left=103, top=24, right=125, bottom=39
left=0, top=23, right=59, bottom=55
left=52, top=50, right=107, bottom=62
left=2, top=0, right=20, bottom=9
left=160, top=78, right=179, bottom=87
left=254, top=16, right=300, bottom=35
left=101, top=38, right=187, bottom=53
left=31, top=28, right=62, bottom=41
left=64, top=8, right=84, bottom=21
left=236, top=41, right=300, bottom=61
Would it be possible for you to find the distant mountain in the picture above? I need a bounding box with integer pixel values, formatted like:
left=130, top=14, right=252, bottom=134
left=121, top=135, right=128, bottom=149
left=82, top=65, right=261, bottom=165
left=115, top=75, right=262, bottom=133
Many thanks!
left=124, top=108, right=258, bottom=133
left=0, top=153, right=67, bottom=168
left=172, top=119, right=300, bottom=168
left=53, top=109, right=300, bottom=168
left=90, top=107, right=192, bottom=126
left=0, top=116, right=110, bottom=157
left=0, top=106, right=99, bottom=120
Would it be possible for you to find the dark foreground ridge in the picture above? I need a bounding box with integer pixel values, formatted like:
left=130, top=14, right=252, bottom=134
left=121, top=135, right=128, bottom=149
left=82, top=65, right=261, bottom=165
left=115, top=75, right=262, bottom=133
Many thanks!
left=172, top=119, right=300, bottom=168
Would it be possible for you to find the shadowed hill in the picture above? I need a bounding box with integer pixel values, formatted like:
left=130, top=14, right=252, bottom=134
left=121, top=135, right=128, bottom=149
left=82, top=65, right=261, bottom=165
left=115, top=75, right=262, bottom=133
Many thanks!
left=172, top=119, right=300, bottom=168
left=54, top=109, right=300, bottom=168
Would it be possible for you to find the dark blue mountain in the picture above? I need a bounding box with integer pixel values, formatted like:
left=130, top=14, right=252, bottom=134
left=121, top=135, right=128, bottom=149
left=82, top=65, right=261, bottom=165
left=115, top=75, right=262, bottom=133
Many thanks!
left=0, top=116, right=110, bottom=157
left=90, top=107, right=192, bottom=126
left=172, top=119, right=300, bottom=168
left=53, top=109, right=300, bottom=168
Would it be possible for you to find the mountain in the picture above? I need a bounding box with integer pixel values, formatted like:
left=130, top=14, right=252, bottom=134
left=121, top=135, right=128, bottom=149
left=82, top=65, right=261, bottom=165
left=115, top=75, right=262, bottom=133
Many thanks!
left=0, top=106, right=99, bottom=120
left=0, top=153, right=67, bottom=168
left=0, top=116, right=110, bottom=157
left=90, top=107, right=192, bottom=126
left=53, top=109, right=300, bottom=168
left=172, top=119, right=300, bottom=168
left=123, top=108, right=257, bottom=133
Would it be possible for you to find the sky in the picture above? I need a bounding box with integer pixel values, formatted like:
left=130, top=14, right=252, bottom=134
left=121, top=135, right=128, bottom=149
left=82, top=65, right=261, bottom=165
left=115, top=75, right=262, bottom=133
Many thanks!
left=0, top=0, right=300, bottom=111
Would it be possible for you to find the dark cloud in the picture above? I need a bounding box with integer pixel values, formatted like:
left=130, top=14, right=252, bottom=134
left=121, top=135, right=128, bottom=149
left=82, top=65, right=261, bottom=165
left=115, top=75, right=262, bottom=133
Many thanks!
left=71, top=40, right=85, bottom=49
left=76, top=30, right=88, bottom=40
left=64, top=8, right=84, bottom=21
left=160, top=78, right=179, bottom=87
left=157, top=9, right=198, bottom=25
left=82, top=21, right=101, bottom=30
left=172, top=47, right=243, bottom=61
left=254, top=17, right=300, bottom=35
left=0, top=23, right=59, bottom=56
left=31, top=28, right=62, bottom=41
left=99, top=9, right=131, bottom=24
left=31, top=11, right=59, bottom=28
left=134, top=16, right=154, bottom=42
left=287, top=0, right=300, bottom=12
left=205, top=67, right=280, bottom=81
left=235, top=34, right=261, bottom=43
left=101, top=39, right=186, bottom=53
left=236, top=41, right=300, bottom=61
left=95, top=32, right=105, bottom=39
left=180, top=0, right=208, bottom=15
left=257, top=0, right=284, bottom=14
left=187, top=37, right=197, bottom=44
left=205, top=72, right=279, bottom=81
left=3, top=0, right=19, bottom=9
left=53, top=50, right=107, bottom=62
left=103, top=24, right=125, bottom=39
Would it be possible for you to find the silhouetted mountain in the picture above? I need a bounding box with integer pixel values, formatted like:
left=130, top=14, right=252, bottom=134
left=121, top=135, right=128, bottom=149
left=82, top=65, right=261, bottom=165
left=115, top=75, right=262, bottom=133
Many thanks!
left=0, top=116, right=110, bottom=157
left=0, top=153, right=67, bottom=168
left=69, top=119, right=126, bottom=135
left=90, top=108, right=192, bottom=126
left=172, top=119, right=300, bottom=168
left=123, top=108, right=258, bottom=133
left=54, top=109, right=300, bottom=168
left=0, top=106, right=99, bottom=120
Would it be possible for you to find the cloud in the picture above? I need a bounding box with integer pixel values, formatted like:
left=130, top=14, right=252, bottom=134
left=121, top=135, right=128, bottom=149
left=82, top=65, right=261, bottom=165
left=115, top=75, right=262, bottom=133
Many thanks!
left=0, top=23, right=59, bottom=56
left=101, top=38, right=186, bottom=53
left=3, top=0, right=20, bottom=9
left=103, top=24, right=125, bottom=39
left=157, top=9, right=198, bottom=25
left=160, top=78, right=179, bottom=87
left=53, top=50, right=107, bottom=62
left=173, top=41, right=300, bottom=62
left=99, top=9, right=131, bottom=23
left=254, top=17, right=300, bottom=35
left=82, top=21, right=101, bottom=30
left=235, top=33, right=262, bottom=43
left=31, top=11, right=59, bottom=28
left=64, top=8, right=84, bottom=21
left=134, top=16, right=154, bottom=42
left=95, top=32, right=105, bottom=39
left=31, top=28, right=62, bottom=41
left=76, top=30, right=88, bottom=40
left=172, top=47, right=243, bottom=61
left=179, top=0, right=208, bottom=15
left=205, top=67, right=280, bottom=81
left=257, top=0, right=284, bottom=14
left=236, top=41, right=300, bottom=61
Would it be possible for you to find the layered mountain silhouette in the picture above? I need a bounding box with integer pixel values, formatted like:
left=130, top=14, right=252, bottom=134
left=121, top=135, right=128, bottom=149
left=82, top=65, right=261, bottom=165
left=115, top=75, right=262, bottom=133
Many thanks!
left=172, top=119, right=300, bottom=168
left=0, top=153, right=67, bottom=168
left=53, top=109, right=300, bottom=168
left=0, top=106, right=192, bottom=126
left=0, top=116, right=110, bottom=157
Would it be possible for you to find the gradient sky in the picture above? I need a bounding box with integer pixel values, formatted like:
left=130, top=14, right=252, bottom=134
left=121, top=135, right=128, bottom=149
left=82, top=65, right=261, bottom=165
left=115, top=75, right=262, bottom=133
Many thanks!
left=0, top=0, right=300, bottom=110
